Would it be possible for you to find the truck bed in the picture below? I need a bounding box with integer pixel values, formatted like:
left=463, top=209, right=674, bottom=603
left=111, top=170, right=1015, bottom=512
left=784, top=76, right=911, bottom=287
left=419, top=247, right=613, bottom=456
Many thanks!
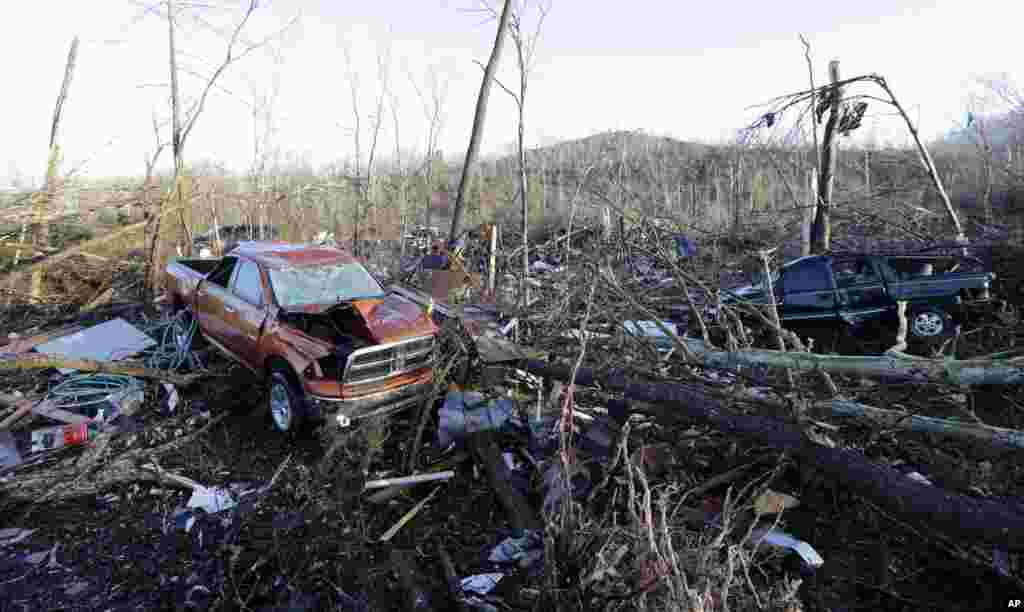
left=165, top=257, right=220, bottom=304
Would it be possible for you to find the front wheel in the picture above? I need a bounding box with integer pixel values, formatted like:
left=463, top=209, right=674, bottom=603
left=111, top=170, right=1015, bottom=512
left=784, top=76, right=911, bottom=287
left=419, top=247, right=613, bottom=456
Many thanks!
left=267, top=370, right=306, bottom=434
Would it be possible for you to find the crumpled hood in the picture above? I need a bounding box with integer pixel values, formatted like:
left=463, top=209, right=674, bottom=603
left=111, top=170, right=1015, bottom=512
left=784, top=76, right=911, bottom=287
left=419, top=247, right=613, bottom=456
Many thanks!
left=350, top=293, right=438, bottom=344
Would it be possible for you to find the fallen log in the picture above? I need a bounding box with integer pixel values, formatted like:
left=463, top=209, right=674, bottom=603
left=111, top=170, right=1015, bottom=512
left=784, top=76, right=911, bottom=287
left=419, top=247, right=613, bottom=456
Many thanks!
left=0, top=354, right=202, bottom=386
left=390, top=549, right=433, bottom=612
left=468, top=431, right=542, bottom=530
left=519, top=358, right=1024, bottom=551
left=726, top=387, right=1024, bottom=451
left=669, top=336, right=1024, bottom=386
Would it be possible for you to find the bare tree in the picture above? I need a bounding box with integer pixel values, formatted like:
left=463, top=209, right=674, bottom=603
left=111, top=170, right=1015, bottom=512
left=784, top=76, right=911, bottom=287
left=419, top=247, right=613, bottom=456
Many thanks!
left=343, top=39, right=392, bottom=259
left=249, top=49, right=283, bottom=242
left=389, top=69, right=408, bottom=264
left=468, top=0, right=550, bottom=310
left=408, top=63, right=450, bottom=237
left=148, top=0, right=293, bottom=291
left=447, top=0, right=514, bottom=247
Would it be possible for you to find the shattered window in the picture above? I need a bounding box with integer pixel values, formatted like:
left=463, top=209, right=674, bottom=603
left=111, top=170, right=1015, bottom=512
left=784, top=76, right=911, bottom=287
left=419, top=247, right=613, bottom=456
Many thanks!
left=207, top=256, right=238, bottom=288
left=832, top=258, right=879, bottom=287
left=233, top=261, right=264, bottom=306
left=269, top=263, right=385, bottom=308
left=784, top=260, right=831, bottom=293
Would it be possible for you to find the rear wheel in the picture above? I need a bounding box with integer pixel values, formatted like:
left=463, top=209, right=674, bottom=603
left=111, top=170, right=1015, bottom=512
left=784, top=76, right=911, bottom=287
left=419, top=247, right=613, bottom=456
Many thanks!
left=908, top=307, right=952, bottom=340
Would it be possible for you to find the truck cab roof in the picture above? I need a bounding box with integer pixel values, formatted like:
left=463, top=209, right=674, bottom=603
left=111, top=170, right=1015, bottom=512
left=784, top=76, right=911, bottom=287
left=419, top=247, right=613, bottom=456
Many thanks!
left=227, top=241, right=358, bottom=269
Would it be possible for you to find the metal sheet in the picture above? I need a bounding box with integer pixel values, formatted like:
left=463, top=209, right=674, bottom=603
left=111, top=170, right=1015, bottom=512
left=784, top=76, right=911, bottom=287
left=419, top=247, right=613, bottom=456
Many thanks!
left=34, top=318, right=156, bottom=374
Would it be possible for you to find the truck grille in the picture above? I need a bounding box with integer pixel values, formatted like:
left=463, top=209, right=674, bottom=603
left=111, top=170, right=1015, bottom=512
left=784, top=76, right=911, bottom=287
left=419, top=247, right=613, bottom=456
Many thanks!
left=343, top=336, right=436, bottom=385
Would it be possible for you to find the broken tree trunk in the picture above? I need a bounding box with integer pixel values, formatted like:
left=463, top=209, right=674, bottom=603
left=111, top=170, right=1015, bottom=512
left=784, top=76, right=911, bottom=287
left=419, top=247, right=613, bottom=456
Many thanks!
left=29, top=36, right=80, bottom=301
left=468, top=430, right=542, bottom=530
left=518, top=358, right=1024, bottom=551
left=810, top=60, right=841, bottom=254
left=0, top=355, right=201, bottom=386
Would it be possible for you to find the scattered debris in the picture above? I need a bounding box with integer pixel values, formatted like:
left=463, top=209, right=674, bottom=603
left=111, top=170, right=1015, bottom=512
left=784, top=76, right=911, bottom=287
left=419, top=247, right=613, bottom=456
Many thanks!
left=460, top=573, right=504, bottom=596
left=29, top=421, right=102, bottom=453
left=754, top=489, right=801, bottom=516
left=438, top=392, right=520, bottom=448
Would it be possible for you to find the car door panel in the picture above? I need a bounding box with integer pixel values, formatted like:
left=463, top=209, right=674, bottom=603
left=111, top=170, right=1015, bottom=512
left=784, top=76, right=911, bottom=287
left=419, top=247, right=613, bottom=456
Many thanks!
left=225, top=259, right=269, bottom=369
left=832, top=257, right=892, bottom=323
left=779, top=259, right=838, bottom=322
left=195, top=257, right=239, bottom=345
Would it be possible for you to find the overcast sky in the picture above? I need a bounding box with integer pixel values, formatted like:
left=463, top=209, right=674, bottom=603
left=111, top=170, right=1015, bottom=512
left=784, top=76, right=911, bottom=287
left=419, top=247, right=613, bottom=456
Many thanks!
left=2, top=0, right=1022, bottom=188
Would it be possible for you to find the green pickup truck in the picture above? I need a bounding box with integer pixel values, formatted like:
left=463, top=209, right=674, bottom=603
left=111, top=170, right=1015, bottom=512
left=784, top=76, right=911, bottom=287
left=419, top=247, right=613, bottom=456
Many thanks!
left=703, top=253, right=996, bottom=343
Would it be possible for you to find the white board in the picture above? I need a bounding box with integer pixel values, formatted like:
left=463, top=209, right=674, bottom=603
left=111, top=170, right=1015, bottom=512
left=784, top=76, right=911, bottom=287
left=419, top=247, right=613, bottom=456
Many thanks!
left=34, top=318, right=156, bottom=374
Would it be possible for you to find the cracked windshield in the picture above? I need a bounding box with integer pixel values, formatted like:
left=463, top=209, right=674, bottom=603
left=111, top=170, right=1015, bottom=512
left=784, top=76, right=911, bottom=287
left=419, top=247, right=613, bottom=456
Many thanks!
left=269, top=263, right=384, bottom=307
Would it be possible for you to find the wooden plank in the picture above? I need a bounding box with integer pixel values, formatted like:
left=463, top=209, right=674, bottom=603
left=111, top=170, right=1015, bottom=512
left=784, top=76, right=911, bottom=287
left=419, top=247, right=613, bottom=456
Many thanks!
left=0, top=324, right=84, bottom=354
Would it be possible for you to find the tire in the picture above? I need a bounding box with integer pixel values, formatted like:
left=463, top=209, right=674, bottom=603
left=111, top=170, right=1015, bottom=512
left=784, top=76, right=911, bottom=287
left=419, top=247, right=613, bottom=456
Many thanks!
left=908, top=307, right=952, bottom=340
left=267, top=369, right=307, bottom=434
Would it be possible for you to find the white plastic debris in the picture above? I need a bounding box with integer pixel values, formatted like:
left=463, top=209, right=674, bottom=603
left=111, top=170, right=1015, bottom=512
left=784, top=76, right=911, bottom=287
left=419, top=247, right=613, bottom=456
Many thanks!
left=750, top=528, right=824, bottom=569
left=906, top=471, right=933, bottom=486
left=460, top=573, right=504, bottom=595
left=187, top=487, right=237, bottom=514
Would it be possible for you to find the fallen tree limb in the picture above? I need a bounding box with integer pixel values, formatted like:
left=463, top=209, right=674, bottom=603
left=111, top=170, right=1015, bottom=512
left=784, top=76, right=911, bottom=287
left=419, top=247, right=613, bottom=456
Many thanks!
left=0, top=396, right=48, bottom=430
left=817, top=398, right=1024, bottom=450
left=723, top=386, right=1024, bottom=450
left=518, top=358, right=1024, bottom=551
left=0, top=354, right=203, bottom=386
left=672, top=336, right=1024, bottom=386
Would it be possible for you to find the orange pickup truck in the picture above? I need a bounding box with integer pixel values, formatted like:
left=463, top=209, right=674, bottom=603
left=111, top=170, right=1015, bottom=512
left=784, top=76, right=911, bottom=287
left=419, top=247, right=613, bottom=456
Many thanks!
left=165, top=241, right=438, bottom=432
